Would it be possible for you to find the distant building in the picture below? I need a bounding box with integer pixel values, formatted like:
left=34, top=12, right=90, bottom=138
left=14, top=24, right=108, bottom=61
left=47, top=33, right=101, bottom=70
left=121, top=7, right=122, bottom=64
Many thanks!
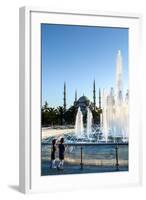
left=63, top=80, right=101, bottom=115
left=74, top=95, right=93, bottom=114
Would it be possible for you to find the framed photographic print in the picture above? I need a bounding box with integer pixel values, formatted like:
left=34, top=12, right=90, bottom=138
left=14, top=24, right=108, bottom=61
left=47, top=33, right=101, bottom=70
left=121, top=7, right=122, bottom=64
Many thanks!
left=19, top=7, right=142, bottom=193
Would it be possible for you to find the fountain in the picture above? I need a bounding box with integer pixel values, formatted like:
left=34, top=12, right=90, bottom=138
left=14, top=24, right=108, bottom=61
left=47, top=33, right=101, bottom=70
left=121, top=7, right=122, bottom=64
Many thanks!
left=101, top=50, right=129, bottom=142
left=75, top=107, right=84, bottom=138
left=102, top=89, right=108, bottom=143
left=42, top=50, right=128, bottom=145
left=86, top=107, right=93, bottom=139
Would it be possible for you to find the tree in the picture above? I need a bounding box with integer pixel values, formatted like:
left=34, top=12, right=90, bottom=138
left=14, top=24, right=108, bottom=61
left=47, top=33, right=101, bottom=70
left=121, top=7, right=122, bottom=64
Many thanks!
left=43, top=101, right=49, bottom=112
left=47, top=107, right=58, bottom=125
left=64, top=105, right=77, bottom=125
left=56, top=106, right=64, bottom=125
left=41, top=102, right=58, bottom=126
left=41, top=101, right=49, bottom=126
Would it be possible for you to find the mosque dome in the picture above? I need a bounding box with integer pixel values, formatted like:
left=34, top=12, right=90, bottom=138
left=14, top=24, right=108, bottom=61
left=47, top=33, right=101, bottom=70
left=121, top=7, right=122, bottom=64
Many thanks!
left=74, top=95, right=91, bottom=114
left=78, top=95, right=90, bottom=104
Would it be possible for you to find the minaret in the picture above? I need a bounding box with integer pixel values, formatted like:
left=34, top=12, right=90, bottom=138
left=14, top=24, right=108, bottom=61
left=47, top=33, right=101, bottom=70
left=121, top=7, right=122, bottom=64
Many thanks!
left=63, top=82, right=66, bottom=111
left=93, top=80, right=96, bottom=111
left=75, top=90, right=77, bottom=102
left=99, top=88, right=101, bottom=109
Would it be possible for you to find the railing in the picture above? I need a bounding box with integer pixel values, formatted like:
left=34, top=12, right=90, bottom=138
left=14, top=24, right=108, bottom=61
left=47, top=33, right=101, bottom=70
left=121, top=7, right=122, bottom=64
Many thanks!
left=41, top=143, right=128, bottom=175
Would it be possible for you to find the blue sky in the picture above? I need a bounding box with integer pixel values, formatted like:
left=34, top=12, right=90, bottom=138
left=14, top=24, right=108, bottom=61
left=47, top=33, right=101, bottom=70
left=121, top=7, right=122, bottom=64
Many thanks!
left=41, top=24, right=128, bottom=108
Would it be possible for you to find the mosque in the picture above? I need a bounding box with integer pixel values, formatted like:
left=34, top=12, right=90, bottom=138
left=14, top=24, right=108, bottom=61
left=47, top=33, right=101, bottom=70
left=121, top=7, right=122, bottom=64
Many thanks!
left=63, top=80, right=102, bottom=115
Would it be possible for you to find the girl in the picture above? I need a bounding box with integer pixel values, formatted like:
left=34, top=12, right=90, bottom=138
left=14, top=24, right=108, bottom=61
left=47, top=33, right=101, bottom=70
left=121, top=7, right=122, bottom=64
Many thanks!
left=50, top=139, right=57, bottom=168
left=57, top=138, right=65, bottom=170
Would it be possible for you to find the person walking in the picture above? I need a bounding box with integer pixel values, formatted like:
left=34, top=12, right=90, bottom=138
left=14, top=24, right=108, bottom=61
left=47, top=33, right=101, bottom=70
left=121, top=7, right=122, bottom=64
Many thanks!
left=50, top=139, right=57, bottom=168
left=57, top=138, right=65, bottom=170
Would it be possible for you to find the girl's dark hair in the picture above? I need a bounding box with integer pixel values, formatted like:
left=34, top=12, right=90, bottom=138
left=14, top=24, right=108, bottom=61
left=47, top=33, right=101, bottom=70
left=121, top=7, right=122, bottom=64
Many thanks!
left=60, top=138, right=64, bottom=144
left=52, top=139, right=56, bottom=145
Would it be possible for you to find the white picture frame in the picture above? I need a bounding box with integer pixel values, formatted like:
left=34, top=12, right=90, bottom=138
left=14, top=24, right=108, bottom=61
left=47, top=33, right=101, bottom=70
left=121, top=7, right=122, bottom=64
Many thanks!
left=19, top=6, right=143, bottom=194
